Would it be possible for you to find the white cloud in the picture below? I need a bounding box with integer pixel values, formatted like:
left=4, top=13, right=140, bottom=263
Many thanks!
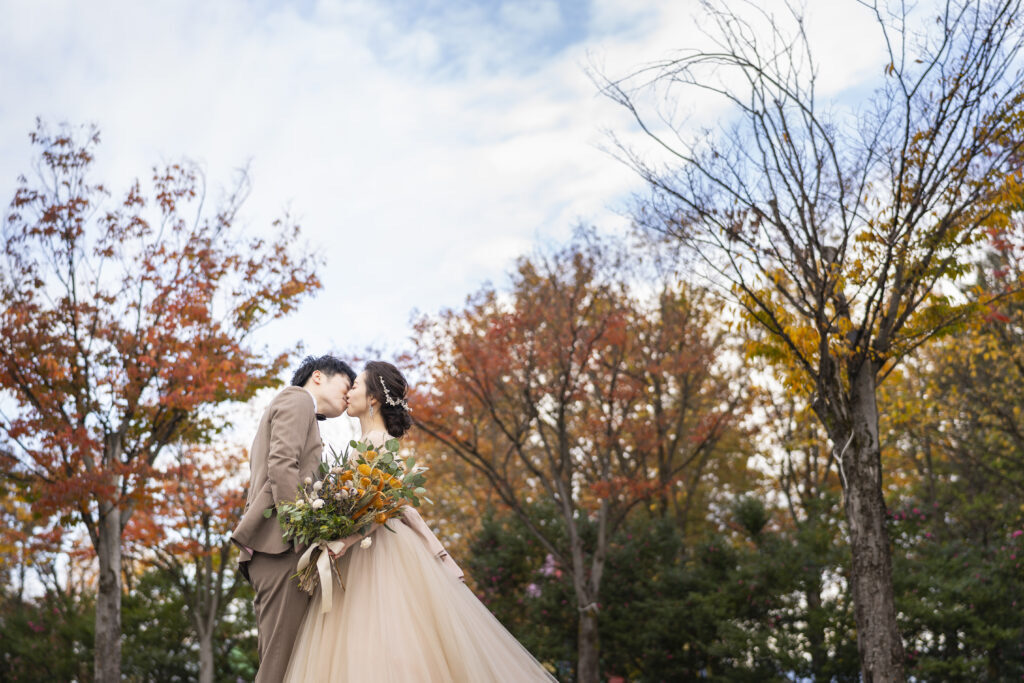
left=0, top=0, right=896, bottom=375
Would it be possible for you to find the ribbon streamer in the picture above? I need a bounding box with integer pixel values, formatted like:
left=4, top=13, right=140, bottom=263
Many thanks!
left=401, top=507, right=464, bottom=582
left=296, top=538, right=348, bottom=613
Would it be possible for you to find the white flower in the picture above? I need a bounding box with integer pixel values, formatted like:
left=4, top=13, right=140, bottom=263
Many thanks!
left=312, top=480, right=323, bottom=492
left=311, top=498, right=325, bottom=510
left=360, top=537, right=373, bottom=549
left=295, top=500, right=306, bottom=508
left=304, top=476, right=313, bottom=485
left=334, top=492, right=343, bottom=500
left=331, top=466, right=344, bottom=475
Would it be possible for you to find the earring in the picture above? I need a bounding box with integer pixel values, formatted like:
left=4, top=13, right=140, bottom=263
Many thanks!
left=369, top=404, right=375, bottom=419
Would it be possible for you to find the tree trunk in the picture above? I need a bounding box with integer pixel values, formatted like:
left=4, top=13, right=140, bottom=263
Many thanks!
left=94, top=502, right=123, bottom=683
left=576, top=604, right=600, bottom=683
left=567, top=554, right=602, bottom=682
left=566, top=523, right=601, bottom=683
left=198, top=624, right=215, bottom=683
left=16, top=550, right=26, bottom=602
left=841, top=362, right=905, bottom=682
left=805, top=572, right=826, bottom=681
left=559, top=464, right=604, bottom=683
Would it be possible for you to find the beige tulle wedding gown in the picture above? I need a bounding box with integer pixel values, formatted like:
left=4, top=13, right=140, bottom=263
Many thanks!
left=283, top=505, right=556, bottom=682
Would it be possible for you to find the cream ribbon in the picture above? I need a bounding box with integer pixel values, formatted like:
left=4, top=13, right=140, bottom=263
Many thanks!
left=296, top=538, right=348, bottom=614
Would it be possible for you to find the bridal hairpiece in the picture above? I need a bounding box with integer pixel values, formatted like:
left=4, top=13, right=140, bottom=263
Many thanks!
left=379, top=375, right=410, bottom=412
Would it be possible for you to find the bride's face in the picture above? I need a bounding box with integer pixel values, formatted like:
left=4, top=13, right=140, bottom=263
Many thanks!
left=346, top=371, right=376, bottom=418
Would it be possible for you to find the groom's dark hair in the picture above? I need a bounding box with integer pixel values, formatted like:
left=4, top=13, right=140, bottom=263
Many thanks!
left=290, top=355, right=356, bottom=387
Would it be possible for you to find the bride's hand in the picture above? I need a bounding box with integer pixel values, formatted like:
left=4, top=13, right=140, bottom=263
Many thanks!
left=327, top=526, right=380, bottom=560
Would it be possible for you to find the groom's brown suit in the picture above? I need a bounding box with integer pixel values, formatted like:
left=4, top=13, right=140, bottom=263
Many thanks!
left=232, top=385, right=323, bottom=683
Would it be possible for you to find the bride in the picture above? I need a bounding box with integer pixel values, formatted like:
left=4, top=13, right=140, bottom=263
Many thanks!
left=284, top=360, right=556, bottom=682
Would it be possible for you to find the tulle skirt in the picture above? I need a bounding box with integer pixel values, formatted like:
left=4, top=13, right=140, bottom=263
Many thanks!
left=284, top=519, right=556, bottom=682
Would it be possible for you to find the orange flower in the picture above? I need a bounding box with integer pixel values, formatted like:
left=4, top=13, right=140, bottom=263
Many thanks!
left=357, top=463, right=372, bottom=476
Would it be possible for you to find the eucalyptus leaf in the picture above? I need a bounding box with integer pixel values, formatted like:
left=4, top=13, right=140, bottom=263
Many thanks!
left=385, top=438, right=400, bottom=452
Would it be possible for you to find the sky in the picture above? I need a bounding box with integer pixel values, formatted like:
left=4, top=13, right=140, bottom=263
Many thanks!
left=0, top=0, right=892, bottom=439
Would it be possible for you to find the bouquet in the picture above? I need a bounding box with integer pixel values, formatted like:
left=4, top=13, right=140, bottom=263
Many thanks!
left=269, top=437, right=429, bottom=600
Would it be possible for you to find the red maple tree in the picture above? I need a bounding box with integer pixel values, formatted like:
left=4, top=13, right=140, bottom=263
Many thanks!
left=123, top=444, right=250, bottom=683
left=411, top=232, right=752, bottom=682
left=0, top=121, right=320, bottom=682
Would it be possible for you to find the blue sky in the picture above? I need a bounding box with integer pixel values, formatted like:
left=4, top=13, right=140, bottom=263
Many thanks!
left=0, top=0, right=889, bottom=382
left=350, top=0, right=596, bottom=71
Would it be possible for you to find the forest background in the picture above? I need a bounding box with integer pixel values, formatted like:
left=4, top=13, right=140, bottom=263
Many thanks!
left=2, top=1, right=1024, bottom=682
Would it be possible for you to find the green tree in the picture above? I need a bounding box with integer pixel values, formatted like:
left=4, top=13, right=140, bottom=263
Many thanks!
left=121, top=568, right=257, bottom=683
left=0, top=585, right=94, bottom=682
left=756, top=384, right=858, bottom=681
left=888, top=505, right=1024, bottom=680
left=467, top=505, right=576, bottom=678
left=465, top=497, right=861, bottom=682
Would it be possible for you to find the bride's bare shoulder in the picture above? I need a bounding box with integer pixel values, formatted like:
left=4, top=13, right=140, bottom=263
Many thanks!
left=361, top=429, right=395, bottom=448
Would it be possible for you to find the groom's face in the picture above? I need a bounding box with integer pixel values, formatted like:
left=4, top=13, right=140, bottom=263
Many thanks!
left=314, top=371, right=352, bottom=419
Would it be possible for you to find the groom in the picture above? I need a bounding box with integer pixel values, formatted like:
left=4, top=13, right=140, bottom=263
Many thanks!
left=232, top=354, right=356, bottom=682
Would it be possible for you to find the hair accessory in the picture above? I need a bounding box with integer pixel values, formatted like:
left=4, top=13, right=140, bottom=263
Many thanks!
left=379, top=375, right=410, bottom=412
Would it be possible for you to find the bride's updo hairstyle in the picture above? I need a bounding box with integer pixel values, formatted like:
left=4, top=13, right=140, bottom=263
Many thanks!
left=365, top=360, right=413, bottom=438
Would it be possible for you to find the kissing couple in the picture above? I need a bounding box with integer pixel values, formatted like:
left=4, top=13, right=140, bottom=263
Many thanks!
left=231, top=354, right=555, bottom=682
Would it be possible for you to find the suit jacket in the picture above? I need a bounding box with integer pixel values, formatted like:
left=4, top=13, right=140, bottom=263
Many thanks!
left=232, top=386, right=323, bottom=561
